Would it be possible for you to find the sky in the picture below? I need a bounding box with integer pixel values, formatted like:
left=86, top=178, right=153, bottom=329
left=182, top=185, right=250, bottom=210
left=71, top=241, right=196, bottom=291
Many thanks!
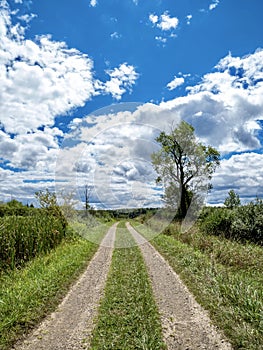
left=1, top=0, right=263, bottom=209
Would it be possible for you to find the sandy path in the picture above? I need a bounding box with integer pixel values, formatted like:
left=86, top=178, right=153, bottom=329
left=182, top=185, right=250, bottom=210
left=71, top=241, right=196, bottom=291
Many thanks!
left=13, top=223, right=117, bottom=350
left=126, top=222, right=233, bottom=350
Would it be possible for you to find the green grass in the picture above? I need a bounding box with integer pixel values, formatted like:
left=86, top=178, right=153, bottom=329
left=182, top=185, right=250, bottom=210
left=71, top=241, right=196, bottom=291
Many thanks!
left=134, top=222, right=263, bottom=350
left=90, top=225, right=166, bottom=350
left=0, top=223, right=109, bottom=350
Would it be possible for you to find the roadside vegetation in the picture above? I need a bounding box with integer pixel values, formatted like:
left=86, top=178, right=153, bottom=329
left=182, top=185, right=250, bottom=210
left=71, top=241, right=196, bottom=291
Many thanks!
left=133, top=219, right=263, bottom=350
left=90, top=222, right=166, bottom=350
left=0, top=193, right=110, bottom=350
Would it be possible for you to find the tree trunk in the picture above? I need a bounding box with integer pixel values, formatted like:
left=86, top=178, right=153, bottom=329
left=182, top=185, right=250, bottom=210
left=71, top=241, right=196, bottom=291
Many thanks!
left=178, top=184, right=187, bottom=219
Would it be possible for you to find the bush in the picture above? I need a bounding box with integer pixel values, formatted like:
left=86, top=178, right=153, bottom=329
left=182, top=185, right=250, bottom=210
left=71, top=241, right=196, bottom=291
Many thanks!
left=199, top=199, right=263, bottom=245
left=199, top=207, right=233, bottom=237
left=231, top=199, right=263, bottom=244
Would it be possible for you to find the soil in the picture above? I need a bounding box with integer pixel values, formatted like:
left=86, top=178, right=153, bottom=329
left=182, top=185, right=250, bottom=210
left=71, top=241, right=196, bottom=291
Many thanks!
left=12, top=223, right=117, bottom=350
left=126, top=222, right=233, bottom=350
left=13, top=222, right=233, bottom=350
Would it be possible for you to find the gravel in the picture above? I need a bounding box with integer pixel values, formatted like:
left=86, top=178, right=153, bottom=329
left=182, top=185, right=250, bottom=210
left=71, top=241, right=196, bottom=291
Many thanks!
left=126, top=222, right=233, bottom=350
left=12, top=223, right=117, bottom=350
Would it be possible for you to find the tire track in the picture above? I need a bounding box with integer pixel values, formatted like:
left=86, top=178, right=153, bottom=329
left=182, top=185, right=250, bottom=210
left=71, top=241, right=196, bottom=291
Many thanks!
left=126, top=222, right=233, bottom=350
left=13, top=223, right=117, bottom=350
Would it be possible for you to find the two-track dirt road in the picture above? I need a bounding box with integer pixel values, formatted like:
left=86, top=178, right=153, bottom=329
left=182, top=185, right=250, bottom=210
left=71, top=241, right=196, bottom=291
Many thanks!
left=13, top=222, right=232, bottom=350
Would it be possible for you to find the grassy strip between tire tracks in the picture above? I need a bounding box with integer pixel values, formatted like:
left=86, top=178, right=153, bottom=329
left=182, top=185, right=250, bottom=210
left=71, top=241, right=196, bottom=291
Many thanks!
left=0, top=223, right=109, bottom=350
left=89, top=222, right=166, bottom=350
left=133, top=222, right=263, bottom=350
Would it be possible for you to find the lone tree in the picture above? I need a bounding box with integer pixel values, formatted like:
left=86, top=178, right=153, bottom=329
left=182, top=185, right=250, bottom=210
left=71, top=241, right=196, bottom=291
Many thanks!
left=151, top=121, right=220, bottom=219
left=224, top=189, right=241, bottom=209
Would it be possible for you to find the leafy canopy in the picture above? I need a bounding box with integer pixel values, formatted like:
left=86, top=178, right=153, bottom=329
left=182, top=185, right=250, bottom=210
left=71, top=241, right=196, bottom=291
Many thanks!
left=151, top=121, right=220, bottom=218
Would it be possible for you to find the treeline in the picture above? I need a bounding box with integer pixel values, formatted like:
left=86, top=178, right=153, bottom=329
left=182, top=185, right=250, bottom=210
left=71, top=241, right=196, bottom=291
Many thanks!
left=89, top=207, right=158, bottom=220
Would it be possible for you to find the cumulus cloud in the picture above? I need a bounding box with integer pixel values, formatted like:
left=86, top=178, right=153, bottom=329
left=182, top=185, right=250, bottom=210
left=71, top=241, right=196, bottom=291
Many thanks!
left=0, top=3, right=141, bottom=205
left=157, top=12, right=179, bottom=31
left=149, top=11, right=179, bottom=31
left=167, top=76, right=185, bottom=90
left=211, top=152, right=263, bottom=205
left=149, top=14, right=158, bottom=25
left=186, top=14, right=192, bottom=25
left=209, top=0, right=220, bottom=11
left=155, top=36, right=167, bottom=44
left=59, top=49, right=263, bottom=207
left=149, top=11, right=179, bottom=45
left=18, top=13, right=37, bottom=23
left=89, top=0, right=97, bottom=7
left=103, top=63, right=139, bottom=100
left=0, top=4, right=138, bottom=134
left=1, top=1, right=263, bottom=208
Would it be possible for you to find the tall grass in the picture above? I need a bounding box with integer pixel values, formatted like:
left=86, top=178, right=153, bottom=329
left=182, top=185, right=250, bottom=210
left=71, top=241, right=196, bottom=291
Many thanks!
left=0, top=210, right=67, bottom=271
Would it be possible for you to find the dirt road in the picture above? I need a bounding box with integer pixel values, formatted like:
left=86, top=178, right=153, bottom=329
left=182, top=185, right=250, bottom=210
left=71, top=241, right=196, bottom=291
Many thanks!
left=13, top=222, right=232, bottom=349
left=126, top=222, right=232, bottom=350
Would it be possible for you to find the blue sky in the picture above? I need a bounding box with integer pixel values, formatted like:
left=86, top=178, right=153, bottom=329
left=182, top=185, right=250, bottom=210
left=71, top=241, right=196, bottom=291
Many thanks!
left=1, top=0, right=263, bottom=209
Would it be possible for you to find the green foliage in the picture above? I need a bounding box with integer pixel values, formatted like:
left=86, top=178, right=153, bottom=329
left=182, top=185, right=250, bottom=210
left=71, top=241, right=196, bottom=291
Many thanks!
left=199, top=199, right=263, bottom=244
left=224, top=189, right=241, bottom=209
left=0, top=211, right=68, bottom=271
left=35, top=188, right=58, bottom=209
left=6, top=199, right=24, bottom=208
left=152, top=121, right=220, bottom=218
left=231, top=199, right=263, bottom=244
left=199, top=207, right=234, bottom=237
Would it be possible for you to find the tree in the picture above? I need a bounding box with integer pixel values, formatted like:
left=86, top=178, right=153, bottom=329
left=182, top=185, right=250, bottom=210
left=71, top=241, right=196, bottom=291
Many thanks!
left=35, top=189, right=58, bottom=209
left=35, top=188, right=67, bottom=229
left=84, top=184, right=91, bottom=213
left=224, top=189, right=241, bottom=209
left=151, top=121, right=220, bottom=219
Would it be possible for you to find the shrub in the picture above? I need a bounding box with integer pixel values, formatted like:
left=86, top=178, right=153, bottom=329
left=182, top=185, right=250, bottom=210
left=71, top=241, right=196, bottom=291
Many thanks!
left=231, top=199, right=263, bottom=244
left=199, top=207, right=234, bottom=238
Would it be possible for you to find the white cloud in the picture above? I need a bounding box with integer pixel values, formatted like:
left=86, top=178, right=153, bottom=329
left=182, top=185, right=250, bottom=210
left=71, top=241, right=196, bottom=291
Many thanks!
left=157, top=12, right=179, bottom=31
left=155, top=36, right=167, bottom=44
left=149, top=13, right=158, bottom=25
left=90, top=0, right=97, bottom=7
left=1, top=2, right=263, bottom=207
left=0, top=3, right=140, bottom=205
left=209, top=0, right=220, bottom=11
left=186, top=14, right=192, bottom=25
left=61, top=49, right=263, bottom=207
left=110, top=31, right=121, bottom=39
left=167, top=76, right=185, bottom=90
left=0, top=5, right=138, bottom=134
left=103, top=63, right=139, bottom=100
left=18, top=13, right=37, bottom=23
left=150, top=12, right=179, bottom=31
left=211, top=152, right=263, bottom=205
